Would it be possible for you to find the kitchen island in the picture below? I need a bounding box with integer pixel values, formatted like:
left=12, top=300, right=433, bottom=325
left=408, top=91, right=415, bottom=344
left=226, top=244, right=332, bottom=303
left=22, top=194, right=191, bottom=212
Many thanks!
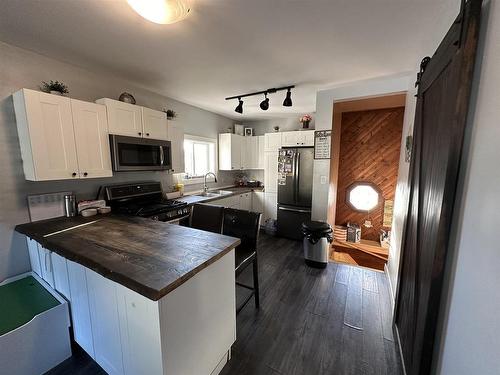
left=16, top=215, right=240, bottom=375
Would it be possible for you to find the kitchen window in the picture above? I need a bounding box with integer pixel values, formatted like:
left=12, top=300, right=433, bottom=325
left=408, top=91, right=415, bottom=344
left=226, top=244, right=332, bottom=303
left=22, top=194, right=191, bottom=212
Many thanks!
left=182, top=135, right=217, bottom=183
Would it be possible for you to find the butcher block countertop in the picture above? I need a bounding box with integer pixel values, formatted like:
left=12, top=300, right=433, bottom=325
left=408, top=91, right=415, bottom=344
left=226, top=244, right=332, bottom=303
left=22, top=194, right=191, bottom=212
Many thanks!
left=15, top=215, right=241, bottom=301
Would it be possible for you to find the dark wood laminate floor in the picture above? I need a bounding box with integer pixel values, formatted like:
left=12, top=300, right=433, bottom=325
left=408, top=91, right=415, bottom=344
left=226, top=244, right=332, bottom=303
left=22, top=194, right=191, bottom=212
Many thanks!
left=46, top=233, right=402, bottom=375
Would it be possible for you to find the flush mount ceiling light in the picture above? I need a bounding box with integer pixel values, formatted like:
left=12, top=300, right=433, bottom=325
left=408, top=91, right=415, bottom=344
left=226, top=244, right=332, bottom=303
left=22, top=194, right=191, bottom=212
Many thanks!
left=260, top=93, right=269, bottom=111
left=226, top=85, right=294, bottom=114
left=235, top=98, right=244, bottom=114
left=127, top=0, right=191, bottom=25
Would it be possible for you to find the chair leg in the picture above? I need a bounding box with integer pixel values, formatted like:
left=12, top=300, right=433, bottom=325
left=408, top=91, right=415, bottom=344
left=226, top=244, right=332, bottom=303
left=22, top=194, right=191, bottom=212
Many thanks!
left=253, top=256, right=260, bottom=309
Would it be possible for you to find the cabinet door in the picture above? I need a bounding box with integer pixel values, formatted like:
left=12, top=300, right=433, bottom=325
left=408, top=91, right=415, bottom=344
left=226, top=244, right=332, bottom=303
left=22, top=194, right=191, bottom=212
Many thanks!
left=14, top=89, right=79, bottom=181
left=257, top=136, right=265, bottom=169
left=240, top=136, right=248, bottom=169
left=302, top=130, right=315, bottom=146
left=264, top=132, right=282, bottom=151
left=168, top=121, right=185, bottom=173
left=71, top=99, right=112, bottom=179
left=264, top=192, right=278, bottom=221
left=252, top=192, right=265, bottom=214
left=38, top=245, right=55, bottom=288
left=281, top=131, right=299, bottom=147
left=264, top=151, right=279, bottom=193
left=87, top=269, right=124, bottom=375
left=241, top=193, right=252, bottom=210
left=52, top=252, right=71, bottom=300
left=142, top=107, right=168, bottom=140
left=67, top=260, right=95, bottom=358
left=26, top=237, right=42, bottom=277
left=97, top=98, right=143, bottom=137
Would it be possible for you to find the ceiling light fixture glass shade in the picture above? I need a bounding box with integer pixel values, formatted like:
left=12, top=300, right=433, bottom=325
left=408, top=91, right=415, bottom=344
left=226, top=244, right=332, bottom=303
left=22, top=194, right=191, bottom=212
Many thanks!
left=127, top=0, right=191, bottom=25
left=283, top=89, right=292, bottom=107
left=260, top=94, right=269, bottom=110
left=235, top=99, right=244, bottom=114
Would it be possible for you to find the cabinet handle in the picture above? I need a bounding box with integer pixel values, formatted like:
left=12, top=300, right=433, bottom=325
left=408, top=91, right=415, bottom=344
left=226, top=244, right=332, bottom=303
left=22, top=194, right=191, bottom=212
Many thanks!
left=146, top=133, right=150, bottom=136
left=83, top=172, right=88, bottom=177
left=138, top=132, right=142, bottom=136
left=72, top=172, right=77, bottom=177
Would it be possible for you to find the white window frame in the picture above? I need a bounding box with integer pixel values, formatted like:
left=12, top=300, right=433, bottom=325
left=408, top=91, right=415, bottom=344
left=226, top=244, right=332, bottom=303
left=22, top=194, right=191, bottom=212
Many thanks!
left=180, top=134, right=218, bottom=185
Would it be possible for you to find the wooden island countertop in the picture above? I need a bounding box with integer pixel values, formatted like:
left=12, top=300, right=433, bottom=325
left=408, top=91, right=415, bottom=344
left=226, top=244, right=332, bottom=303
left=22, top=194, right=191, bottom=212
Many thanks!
left=15, top=215, right=240, bottom=300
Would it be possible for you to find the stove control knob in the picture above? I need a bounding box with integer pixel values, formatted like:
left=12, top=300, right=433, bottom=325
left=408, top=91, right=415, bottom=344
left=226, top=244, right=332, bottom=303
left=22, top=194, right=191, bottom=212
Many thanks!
left=151, top=215, right=159, bottom=221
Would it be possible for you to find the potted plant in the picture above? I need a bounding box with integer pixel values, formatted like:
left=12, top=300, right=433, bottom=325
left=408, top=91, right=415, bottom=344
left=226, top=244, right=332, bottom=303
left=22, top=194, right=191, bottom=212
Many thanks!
left=40, top=80, right=69, bottom=96
left=163, top=109, right=177, bottom=120
left=299, top=114, right=312, bottom=129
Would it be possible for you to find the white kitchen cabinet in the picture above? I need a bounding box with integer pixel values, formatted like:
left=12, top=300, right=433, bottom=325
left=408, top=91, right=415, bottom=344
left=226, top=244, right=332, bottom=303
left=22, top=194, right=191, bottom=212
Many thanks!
left=52, top=252, right=71, bottom=300
left=168, top=121, right=185, bottom=173
left=71, top=99, right=113, bottom=179
left=264, top=132, right=282, bottom=151
left=67, top=260, right=95, bottom=359
left=252, top=191, right=265, bottom=214
left=245, top=137, right=258, bottom=169
left=38, top=245, right=55, bottom=289
left=281, top=130, right=315, bottom=147
left=219, top=133, right=242, bottom=170
left=264, top=192, right=278, bottom=221
left=87, top=269, right=124, bottom=375
left=26, top=237, right=42, bottom=277
left=264, top=151, right=279, bottom=193
left=257, top=136, right=265, bottom=169
left=13, top=89, right=79, bottom=181
left=96, top=98, right=143, bottom=138
left=142, top=107, right=168, bottom=140
left=239, top=192, right=252, bottom=211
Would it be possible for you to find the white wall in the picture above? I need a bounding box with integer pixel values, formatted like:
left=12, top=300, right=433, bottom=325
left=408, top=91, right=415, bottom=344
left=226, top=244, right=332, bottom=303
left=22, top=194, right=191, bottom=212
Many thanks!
left=0, top=41, right=235, bottom=281
left=436, top=1, right=500, bottom=374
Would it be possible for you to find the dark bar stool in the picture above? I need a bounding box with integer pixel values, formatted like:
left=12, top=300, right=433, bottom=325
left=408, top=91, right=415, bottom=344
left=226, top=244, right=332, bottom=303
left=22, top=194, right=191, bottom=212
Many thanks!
left=190, top=203, right=224, bottom=234
left=222, top=208, right=261, bottom=313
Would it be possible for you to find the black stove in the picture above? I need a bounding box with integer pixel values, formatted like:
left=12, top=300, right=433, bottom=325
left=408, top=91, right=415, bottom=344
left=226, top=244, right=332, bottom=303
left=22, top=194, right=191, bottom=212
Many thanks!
left=104, top=182, right=190, bottom=222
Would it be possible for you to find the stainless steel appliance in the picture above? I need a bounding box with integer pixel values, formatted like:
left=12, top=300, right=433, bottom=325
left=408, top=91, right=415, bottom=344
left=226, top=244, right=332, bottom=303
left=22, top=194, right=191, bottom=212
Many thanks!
left=109, top=135, right=172, bottom=172
left=104, top=182, right=190, bottom=223
left=302, top=221, right=333, bottom=268
left=277, top=147, right=314, bottom=240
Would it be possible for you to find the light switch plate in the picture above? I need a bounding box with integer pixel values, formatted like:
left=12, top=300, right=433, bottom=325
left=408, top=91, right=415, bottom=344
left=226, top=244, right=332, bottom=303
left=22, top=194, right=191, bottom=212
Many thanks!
left=320, top=175, right=327, bottom=185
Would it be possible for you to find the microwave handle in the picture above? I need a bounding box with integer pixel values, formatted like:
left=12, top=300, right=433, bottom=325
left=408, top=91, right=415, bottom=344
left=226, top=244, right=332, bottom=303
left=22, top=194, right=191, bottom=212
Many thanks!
left=160, top=146, right=165, bottom=166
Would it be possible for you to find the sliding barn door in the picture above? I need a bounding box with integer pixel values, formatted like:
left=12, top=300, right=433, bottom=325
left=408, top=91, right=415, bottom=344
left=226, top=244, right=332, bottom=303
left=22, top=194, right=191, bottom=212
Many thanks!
left=394, top=1, right=482, bottom=374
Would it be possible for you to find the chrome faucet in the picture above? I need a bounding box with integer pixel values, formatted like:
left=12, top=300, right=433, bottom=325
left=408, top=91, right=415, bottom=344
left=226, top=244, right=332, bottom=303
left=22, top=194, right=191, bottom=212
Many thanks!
left=203, top=172, right=218, bottom=194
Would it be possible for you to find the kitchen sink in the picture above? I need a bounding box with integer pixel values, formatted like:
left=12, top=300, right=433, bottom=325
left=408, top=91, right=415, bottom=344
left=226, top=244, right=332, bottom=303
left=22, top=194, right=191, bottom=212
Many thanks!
left=196, top=190, right=233, bottom=198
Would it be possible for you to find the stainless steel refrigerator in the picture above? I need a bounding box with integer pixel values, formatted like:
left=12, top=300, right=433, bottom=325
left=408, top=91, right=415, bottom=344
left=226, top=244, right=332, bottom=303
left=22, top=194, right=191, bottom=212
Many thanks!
left=277, top=147, right=314, bottom=240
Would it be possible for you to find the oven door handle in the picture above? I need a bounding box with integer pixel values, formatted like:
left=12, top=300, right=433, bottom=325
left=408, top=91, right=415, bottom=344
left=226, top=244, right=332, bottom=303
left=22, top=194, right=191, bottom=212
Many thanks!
left=166, top=213, right=191, bottom=223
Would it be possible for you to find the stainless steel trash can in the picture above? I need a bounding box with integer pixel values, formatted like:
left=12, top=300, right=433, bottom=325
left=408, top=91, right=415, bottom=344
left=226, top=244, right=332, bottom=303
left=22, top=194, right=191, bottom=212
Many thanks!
left=302, top=221, right=333, bottom=268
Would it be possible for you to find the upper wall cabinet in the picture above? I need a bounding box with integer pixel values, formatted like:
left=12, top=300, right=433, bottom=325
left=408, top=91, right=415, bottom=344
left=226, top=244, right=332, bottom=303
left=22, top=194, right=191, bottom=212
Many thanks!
left=219, top=133, right=242, bottom=171
left=71, top=99, right=113, bottom=179
left=264, top=132, right=282, bottom=151
left=95, top=98, right=143, bottom=138
left=281, top=130, right=315, bottom=147
left=13, top=89, right=112, bottom=181
left=96, top=98, right=169, bottom=141
left=142, top=107, right=168, bottom=140
left=168, top=121, right=185, bottom=173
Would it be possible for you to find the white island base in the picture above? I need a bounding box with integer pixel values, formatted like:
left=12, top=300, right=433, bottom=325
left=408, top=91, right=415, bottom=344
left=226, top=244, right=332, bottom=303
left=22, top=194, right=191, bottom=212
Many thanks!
left=56, top=246, right=236, bottom=375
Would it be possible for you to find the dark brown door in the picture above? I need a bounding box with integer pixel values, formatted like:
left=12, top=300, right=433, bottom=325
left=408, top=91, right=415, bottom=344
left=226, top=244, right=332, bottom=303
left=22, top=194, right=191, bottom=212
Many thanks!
left=394, top=1, right=482, bottom=374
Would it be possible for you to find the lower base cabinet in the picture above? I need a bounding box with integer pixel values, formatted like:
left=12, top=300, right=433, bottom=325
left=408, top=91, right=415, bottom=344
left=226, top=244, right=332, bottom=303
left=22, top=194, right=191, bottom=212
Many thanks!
left=264, top=192, right=277, bottom=222
left=27, top=236, right=235, bottom=375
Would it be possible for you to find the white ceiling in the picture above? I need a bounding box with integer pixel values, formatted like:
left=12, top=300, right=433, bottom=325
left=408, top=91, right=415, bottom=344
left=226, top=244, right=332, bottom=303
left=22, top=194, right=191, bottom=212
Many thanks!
left=0, top=0, right=456, bottom=120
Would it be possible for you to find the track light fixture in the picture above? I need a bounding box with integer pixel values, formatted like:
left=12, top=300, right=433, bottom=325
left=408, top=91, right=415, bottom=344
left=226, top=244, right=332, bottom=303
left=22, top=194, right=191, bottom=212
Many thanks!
left=235, top=98, right=243, bottom=114
left=283, top=88, right=292, bottom=107
left=226, top=85, right=295, bottom=113
left=260, top=93, right=269, bottom=111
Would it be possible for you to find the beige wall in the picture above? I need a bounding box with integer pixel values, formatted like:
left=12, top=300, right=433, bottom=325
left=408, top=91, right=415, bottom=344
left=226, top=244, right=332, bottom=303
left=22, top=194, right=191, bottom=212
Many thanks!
left=0, top=41, right=235, bottom=281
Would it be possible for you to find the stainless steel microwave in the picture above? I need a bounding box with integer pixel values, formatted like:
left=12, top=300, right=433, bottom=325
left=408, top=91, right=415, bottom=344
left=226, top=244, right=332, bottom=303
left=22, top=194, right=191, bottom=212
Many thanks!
left=109, top=135, right=172, bottom=172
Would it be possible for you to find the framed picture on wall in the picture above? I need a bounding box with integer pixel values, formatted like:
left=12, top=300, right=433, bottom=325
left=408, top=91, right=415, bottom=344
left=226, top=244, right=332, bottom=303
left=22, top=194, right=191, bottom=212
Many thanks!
left=244, top=127, right=253, bottom=136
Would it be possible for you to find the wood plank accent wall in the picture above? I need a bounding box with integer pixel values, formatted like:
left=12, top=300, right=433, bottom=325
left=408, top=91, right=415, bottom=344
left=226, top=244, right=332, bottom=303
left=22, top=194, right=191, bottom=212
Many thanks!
left=335, top=107, right=404, bottom=241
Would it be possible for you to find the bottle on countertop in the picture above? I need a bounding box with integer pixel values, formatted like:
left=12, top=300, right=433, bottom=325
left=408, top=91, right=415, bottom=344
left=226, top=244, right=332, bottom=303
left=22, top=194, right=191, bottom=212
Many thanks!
left=64, top=194, right=77, bottom=217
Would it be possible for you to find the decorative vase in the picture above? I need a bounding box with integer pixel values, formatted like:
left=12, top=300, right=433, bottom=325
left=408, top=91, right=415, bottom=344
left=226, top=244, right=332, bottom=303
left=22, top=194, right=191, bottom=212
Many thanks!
left=50, top=90, right=63, bottom=96
left=302, top=120, right=310, bottom=129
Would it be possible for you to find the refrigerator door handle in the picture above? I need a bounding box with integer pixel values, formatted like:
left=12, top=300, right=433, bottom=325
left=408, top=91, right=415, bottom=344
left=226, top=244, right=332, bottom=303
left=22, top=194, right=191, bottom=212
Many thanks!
left=278, top=206, right=312, bottom=213
left=295, top=152, right=300, bottom=200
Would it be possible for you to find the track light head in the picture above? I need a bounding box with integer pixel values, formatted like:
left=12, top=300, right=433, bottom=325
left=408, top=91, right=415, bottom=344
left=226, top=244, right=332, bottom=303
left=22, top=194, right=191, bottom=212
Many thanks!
left=235, top=98, right=243, bottom=114
left=283, top=89, right=292, bottom=107
left=260, top=93, right=269, bottom=111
